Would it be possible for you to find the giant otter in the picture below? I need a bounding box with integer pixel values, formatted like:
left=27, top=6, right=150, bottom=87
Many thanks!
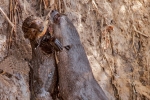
left=51, top=10, right=108, bottom=100
left=22, top=16, right=57, bottom=100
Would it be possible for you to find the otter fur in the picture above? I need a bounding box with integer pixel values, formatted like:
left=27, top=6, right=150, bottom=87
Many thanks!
left=22, top=16, right=57, bottom=100
left=51, top=10, right=108, bottom=100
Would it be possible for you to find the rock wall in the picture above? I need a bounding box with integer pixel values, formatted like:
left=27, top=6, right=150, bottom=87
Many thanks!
left=0, top=0, right=150, bottom=100
left=61, top=0, right=150, bottom=99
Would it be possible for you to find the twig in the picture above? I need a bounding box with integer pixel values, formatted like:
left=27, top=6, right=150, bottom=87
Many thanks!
left=92, top=0, right=102, bottom=16
left=0, top=7, right=15, bottom=30
left=103, top=54, right=113, bottom=76
left=59, top=0, right=61, bottom=12
left=147, top=56, right=149, bottom=85
left=42, top=0, right=47, bottom=9
left=63, top=0, right=69, bottom=11
left=23, top=0, right=28, bottom=14
left=131, top=32, right=137, bottom=54
left=92, top=0, right=98, bottom=9
left=131, top=32, right=135, bottom=47
left=133, top=25, right=149, bottom=38
left=40, top=0, right=42, bottom=16
left=0, top=75, right=11, bottom=86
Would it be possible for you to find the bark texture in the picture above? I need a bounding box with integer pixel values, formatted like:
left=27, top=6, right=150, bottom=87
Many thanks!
left=0, top=0, right=150, bottom=100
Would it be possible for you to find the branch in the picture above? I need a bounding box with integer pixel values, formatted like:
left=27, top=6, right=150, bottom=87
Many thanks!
left=133, top=25, right=149, bottom=38
left=0, top=7, right=15, bottom=30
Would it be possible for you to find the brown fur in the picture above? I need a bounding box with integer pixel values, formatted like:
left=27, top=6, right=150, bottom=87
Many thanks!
left=22, top=16, right=57, bottom=100
left=22, top=16, right=47, bottom=41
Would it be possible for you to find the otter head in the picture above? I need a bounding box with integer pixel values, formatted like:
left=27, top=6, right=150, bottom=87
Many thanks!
left=50, top=10, right=61, bottom=24
left=22, top=16, right=44, bottom=40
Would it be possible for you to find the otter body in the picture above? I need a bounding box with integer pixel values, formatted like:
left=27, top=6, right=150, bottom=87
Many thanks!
left=51, top=11, right=108, bottom=100
left=22, top=16, right=56, bottom=100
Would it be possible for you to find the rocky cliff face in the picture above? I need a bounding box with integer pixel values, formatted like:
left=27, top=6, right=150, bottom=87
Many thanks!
left=0, top=0, right=150, bottom=100
left=69, top=1, right=150, bottom=100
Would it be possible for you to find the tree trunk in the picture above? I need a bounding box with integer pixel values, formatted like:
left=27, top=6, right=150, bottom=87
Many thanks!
left=0, top=0, right=150, bottom=100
